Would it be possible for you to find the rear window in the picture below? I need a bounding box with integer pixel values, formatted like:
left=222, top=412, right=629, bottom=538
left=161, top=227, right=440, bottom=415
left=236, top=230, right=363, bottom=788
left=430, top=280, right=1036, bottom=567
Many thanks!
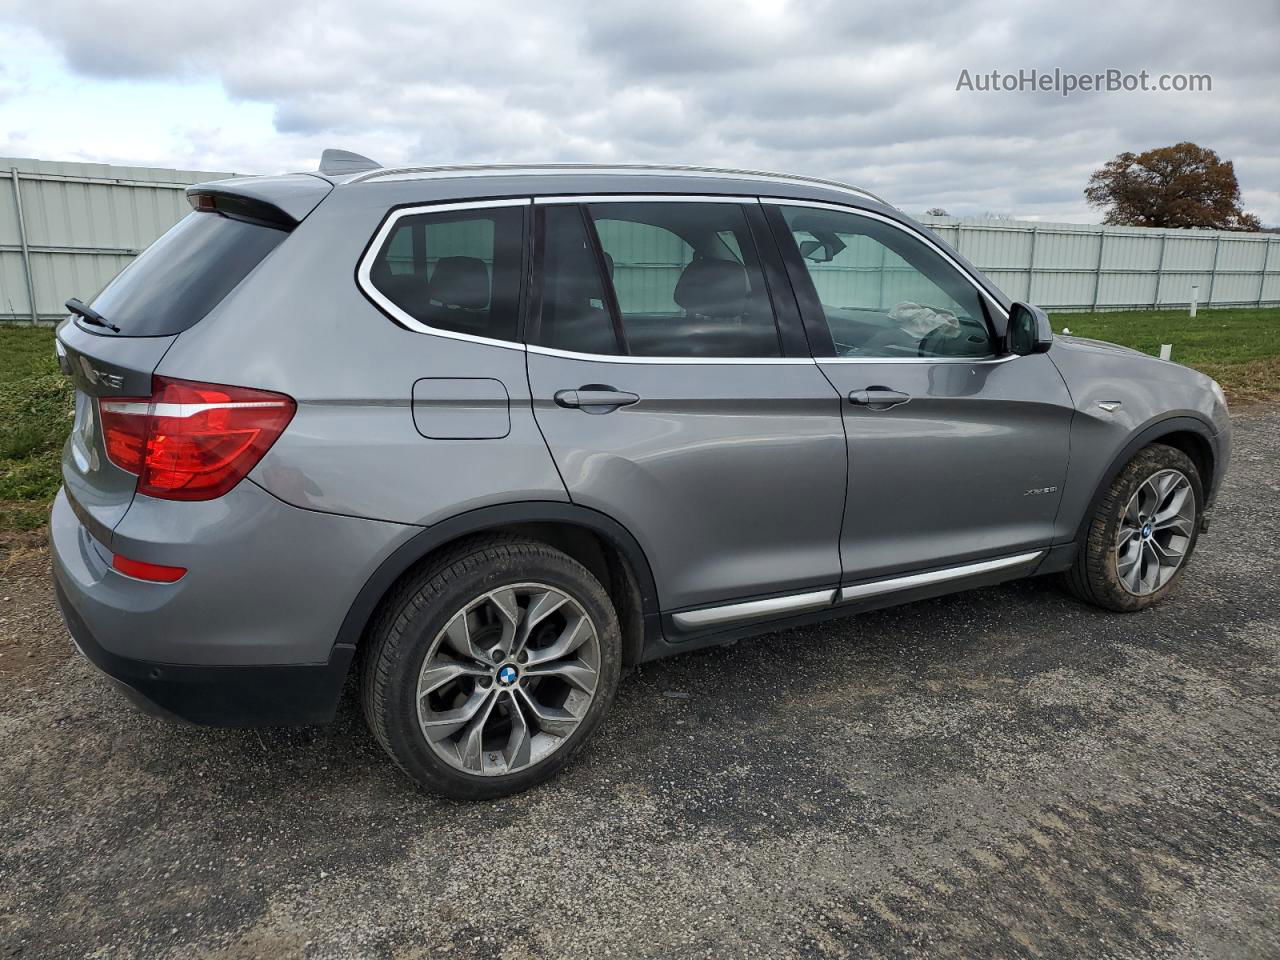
left=85, top=211, right=286, bottom=337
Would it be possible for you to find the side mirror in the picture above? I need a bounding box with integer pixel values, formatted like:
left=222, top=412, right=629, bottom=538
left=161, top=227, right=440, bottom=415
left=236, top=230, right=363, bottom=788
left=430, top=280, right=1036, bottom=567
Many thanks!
left=1007, top=302, right=1053, bottom=355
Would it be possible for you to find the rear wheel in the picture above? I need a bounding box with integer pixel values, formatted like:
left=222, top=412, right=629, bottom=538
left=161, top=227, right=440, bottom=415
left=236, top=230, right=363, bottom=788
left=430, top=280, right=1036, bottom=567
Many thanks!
left=361, top=537, right=621, bottom=800
left=1066, top=444, right=1203, bottom=612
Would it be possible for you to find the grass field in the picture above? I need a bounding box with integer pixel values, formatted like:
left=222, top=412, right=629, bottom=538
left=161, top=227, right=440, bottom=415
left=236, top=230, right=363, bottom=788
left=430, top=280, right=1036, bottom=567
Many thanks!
left=0, top=327, right=72, bottom=531
left=2, top=307, right=1278, bottom=531
left=1058, top=308, right=1280, bottom=405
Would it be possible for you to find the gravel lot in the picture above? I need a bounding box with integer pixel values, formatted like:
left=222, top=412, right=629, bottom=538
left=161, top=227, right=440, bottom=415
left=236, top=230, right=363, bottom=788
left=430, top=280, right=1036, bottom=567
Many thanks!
left=2, top=410, right=1277, bottom=960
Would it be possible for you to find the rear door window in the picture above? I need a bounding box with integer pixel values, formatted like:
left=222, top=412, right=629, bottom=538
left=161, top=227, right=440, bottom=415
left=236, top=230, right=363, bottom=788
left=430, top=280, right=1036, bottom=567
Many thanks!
left=86, top=211, right=286, bottom=337
left=366, top=204, right=525, bottom=343
left=532, top=201, right=783, bottom=358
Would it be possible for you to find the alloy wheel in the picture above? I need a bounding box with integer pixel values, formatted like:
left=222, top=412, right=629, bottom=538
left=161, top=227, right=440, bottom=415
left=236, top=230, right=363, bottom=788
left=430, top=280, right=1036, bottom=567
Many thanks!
left=1113, top=469, right=1196, bottom=596
left=415, top=582, right=601, bottom=776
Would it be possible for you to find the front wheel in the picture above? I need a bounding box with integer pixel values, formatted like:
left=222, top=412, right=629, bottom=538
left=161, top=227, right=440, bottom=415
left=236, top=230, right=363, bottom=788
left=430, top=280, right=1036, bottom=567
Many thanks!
left=361, top=537, right=621, bottom=800
left=1066, top=444, right=1203, bottom=612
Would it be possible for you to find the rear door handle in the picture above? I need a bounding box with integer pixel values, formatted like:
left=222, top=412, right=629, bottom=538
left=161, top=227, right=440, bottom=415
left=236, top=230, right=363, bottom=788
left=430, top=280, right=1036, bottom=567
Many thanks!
left=554, top=386, right=641, bottom=414
left=848, top=386, right=911, bottom=411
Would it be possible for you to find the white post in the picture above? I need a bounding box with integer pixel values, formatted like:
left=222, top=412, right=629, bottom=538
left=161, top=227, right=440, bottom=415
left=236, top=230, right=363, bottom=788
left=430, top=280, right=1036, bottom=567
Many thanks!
left=1159, top=344, right=1172, bottom=361
left=1189, top=284, right=1199, bottom=318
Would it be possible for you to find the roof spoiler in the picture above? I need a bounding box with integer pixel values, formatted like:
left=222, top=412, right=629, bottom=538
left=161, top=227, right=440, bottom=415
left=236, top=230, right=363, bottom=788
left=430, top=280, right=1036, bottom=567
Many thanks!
left=186, top=173, right=334, bottom=226
left=319, top=149, right=382, bottom=176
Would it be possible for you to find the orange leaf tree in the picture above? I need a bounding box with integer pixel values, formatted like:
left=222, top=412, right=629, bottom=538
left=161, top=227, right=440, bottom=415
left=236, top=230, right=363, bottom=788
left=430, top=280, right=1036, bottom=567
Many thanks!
left=1085, top=143, right=1261, bottom=231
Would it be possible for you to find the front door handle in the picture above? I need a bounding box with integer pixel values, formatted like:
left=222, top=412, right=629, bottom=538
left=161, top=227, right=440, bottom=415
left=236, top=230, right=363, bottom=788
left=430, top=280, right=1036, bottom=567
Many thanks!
left=849, top=386, right=911, bottom=411
left=554, top=385, right=641, bottom=414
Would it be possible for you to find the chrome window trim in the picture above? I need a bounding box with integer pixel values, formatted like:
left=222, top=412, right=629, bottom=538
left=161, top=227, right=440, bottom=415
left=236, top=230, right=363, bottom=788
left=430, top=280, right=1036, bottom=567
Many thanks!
left=356, top=197, right=532, bottom=347
left=838, top=551, right=1044, bottom=603
left=671, top=589, right=836, bottom=630
left=763, top=197, right=1010, bottom=321
left=534, top=194, right=758, bottom=205
left=817, top=354, right=1019, bottom=366
left=526, top=344, right=814, bottom=365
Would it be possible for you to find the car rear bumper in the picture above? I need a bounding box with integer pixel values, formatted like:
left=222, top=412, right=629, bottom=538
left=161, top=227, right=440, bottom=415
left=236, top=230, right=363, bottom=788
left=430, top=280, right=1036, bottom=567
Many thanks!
left=48, top=483, right=415, bottom=725
left=53, top=576, right=354, bottom=725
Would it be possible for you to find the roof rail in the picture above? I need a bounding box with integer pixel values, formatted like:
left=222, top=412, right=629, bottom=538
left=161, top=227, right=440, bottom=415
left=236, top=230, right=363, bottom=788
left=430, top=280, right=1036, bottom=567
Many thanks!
left=349, top=162, right=889, bottom=206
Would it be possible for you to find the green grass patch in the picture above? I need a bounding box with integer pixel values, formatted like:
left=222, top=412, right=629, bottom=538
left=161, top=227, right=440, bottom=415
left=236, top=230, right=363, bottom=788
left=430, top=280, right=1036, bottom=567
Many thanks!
left=0, top=326, right=72, bottom=531
left=0, top=308, right=1277, bottom=530
left=1049, top=307, right=1280, bottom=405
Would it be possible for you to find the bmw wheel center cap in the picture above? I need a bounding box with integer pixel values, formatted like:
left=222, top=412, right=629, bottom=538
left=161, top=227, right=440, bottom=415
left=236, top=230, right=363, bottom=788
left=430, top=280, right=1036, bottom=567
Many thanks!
left=497, top=664, right=519, bottom=687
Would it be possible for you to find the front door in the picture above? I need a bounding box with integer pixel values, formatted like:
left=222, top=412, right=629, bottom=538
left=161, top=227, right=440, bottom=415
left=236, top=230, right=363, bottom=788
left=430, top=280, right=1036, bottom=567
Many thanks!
left=526, top=198, right=846, bottom=616
left=766, top=201, right=1074, bottom=584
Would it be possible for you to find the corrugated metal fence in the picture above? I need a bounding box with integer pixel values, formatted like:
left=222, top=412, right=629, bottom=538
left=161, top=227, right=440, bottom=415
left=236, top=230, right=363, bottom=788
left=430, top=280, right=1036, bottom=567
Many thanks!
left=920, top=216, right=1280, bottom=312
left=1, top=156, right=233, bottom=323
left=3, top=155, right=1278, bottom=323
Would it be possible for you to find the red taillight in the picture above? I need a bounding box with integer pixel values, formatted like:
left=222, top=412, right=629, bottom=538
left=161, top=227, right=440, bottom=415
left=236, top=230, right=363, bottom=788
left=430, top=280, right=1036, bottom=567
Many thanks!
left=111, top=554, right=187, bottom=583
left=99, top=376, right=295, bottom=501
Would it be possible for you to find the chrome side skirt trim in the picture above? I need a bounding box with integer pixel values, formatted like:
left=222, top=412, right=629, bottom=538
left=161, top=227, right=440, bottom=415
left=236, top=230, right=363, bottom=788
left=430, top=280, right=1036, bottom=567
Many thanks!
left=671, top=589, right=837, bottom=630
left=839, top=551, right=1044, bottom=603
left=671, top=550, right=1045, bottom=632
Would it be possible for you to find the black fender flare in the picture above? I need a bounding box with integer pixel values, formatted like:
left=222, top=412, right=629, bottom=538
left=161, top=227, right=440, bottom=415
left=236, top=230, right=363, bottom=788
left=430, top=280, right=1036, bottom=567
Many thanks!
left=1071, top=414, right=1219, bottom=543
left=332, top=500, right=661, bottom=654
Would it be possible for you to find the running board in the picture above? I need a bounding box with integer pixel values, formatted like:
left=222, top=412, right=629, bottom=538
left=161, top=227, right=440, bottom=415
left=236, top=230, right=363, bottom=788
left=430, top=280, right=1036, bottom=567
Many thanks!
left=669, top=551, right=1045, bottom=631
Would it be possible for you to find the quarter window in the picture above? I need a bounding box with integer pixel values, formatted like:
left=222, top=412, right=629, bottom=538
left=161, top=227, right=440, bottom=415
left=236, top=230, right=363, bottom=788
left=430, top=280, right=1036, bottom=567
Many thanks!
left=779, top=206, right=996, bottom=360
left=367, top=205, right=524, bottom=342
left=534, top=201, right=783, bottom=358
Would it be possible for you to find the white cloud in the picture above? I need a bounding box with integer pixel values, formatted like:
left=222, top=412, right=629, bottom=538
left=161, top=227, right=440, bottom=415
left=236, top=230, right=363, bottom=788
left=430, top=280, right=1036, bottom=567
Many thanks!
left=1, top=0, right=1277, bottom=222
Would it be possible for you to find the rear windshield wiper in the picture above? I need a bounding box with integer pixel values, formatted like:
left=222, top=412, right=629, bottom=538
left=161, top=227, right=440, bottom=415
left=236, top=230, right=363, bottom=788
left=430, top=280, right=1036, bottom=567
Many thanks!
left=65, top=297, right=120, bottom=332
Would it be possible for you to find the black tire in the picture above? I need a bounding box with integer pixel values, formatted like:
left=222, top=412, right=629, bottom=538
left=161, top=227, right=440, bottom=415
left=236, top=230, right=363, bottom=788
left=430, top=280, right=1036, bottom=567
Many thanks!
left=1065, top=444, right=1203, bottom=612
left=360, top=536, right=621, bottom=800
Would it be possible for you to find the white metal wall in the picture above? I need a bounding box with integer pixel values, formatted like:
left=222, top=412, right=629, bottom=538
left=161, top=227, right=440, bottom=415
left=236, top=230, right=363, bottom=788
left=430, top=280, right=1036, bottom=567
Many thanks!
left=920, top=216, right=1280, bottom=312
left=1, top=156, right=234, bottom=323
left=3, top=156, right=1278, bottom=323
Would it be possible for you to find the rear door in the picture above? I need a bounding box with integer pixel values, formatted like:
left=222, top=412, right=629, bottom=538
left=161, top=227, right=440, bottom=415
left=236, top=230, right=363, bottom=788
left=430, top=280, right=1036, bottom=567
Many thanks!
left=55, top=206, right=290, bottom=542
left=765, top=200, right=1073, bottom=584
left=526, top=197, right=847, bottom=620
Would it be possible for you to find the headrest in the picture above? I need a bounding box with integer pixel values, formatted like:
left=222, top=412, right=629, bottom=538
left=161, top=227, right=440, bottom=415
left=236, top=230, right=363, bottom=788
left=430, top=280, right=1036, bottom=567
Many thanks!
left=673, top=258, right=748, bottom=317
left=430, top=256, right=490, bottom=310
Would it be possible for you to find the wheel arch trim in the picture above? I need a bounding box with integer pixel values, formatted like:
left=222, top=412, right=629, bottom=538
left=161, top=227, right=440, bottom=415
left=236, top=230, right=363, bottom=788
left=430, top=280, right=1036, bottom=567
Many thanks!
left=1071, top=414, right=1219, bottom=544
left=332, top=501, right=662, bottom=657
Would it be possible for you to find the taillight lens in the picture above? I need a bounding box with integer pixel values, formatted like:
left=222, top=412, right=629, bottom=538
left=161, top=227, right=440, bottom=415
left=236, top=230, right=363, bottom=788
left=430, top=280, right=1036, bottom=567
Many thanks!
left=99, top=376, right=296, bottom=501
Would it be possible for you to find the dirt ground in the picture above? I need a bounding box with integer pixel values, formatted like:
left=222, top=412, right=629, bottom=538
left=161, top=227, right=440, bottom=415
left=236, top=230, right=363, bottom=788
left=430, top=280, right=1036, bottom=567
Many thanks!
left=1, top=410, right=1277, bottom=959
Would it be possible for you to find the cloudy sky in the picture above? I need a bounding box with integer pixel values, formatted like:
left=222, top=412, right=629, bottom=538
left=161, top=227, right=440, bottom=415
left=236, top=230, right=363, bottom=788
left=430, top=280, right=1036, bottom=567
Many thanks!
left=0, top=0, right=1276, bottom=223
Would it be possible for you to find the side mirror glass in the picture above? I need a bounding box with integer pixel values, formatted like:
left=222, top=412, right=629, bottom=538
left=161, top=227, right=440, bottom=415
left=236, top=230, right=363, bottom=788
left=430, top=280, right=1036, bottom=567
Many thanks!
left=1007, top=302, right=1053, bottom=355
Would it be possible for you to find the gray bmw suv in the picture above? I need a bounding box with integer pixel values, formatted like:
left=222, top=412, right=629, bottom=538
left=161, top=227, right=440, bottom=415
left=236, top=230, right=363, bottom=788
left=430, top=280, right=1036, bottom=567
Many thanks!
left=50, top=152, right=1231, bottom=799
